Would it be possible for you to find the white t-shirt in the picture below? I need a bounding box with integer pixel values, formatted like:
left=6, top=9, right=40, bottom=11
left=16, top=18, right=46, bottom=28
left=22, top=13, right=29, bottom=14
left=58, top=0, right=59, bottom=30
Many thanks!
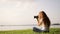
left=36, top=18, right=48, bottom=31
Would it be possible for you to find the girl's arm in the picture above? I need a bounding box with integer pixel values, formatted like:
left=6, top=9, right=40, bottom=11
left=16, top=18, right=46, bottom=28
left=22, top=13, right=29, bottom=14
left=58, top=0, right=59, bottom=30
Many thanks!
left=37, top=18, right=42, bottom=26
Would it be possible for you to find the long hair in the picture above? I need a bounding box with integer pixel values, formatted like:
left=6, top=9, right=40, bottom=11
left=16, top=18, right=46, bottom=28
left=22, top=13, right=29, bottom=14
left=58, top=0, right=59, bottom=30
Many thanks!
left=38, top=11, right=51, bottom=27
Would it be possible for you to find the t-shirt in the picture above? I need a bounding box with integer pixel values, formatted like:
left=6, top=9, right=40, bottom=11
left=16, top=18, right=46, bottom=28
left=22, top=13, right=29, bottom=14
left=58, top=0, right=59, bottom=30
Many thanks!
left=36, top=18, right=49, bottom=31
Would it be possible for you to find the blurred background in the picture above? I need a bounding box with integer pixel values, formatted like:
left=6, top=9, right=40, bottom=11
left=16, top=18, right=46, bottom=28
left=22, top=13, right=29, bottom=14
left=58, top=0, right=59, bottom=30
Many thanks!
left=0, top=0, right=60, bottom=30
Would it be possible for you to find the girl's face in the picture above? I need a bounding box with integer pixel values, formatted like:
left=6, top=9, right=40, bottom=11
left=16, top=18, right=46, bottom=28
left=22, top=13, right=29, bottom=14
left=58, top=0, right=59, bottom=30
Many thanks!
left=39, top=12, right=44, bottom=18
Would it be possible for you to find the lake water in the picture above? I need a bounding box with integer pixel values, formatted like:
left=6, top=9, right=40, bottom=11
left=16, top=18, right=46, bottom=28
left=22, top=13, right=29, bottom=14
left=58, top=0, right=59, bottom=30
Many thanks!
left=0, top=25, right=60, bottom=31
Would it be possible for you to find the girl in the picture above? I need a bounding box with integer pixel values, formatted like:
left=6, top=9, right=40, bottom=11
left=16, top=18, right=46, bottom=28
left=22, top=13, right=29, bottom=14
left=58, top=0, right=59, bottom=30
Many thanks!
left=33, top=11, right=51, bottom=32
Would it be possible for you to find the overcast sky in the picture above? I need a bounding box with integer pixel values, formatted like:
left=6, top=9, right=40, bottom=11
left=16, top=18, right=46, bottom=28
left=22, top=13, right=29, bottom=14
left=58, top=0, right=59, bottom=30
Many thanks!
left=0, top=0, right=60, bottom=25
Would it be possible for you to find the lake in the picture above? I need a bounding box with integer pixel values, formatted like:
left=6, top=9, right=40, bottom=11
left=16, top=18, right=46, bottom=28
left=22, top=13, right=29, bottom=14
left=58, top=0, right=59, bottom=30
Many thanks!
left=0, top=25, right=60, bottom=31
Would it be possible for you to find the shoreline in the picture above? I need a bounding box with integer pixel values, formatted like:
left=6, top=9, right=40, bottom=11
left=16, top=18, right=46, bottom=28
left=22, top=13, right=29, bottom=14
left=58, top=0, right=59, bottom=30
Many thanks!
left=0, top=25, right=60, bottom=31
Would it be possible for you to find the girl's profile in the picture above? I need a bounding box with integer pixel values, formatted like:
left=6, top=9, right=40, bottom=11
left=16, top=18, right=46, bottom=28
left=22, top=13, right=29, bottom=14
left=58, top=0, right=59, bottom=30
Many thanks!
left=33, top=11, right=51, bottom=32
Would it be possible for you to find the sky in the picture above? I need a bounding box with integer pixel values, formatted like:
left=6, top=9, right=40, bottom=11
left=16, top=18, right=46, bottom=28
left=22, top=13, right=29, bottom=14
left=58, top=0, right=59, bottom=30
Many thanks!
left=0, top=0, right=60, bottom=25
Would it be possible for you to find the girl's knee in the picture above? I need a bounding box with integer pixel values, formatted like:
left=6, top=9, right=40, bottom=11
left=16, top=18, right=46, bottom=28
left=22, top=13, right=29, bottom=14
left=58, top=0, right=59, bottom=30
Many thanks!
left=33, top=27, right=37, bottom=32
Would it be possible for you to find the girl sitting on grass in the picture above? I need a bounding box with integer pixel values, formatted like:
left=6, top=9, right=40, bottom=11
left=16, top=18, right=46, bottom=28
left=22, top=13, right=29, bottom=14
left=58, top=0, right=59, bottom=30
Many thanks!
left=33, top=11, right=51, bottom=32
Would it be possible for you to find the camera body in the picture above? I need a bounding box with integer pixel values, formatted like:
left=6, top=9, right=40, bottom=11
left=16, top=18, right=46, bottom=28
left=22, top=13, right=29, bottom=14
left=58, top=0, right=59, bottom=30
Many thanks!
left=34, top=16, right=38, bottom=19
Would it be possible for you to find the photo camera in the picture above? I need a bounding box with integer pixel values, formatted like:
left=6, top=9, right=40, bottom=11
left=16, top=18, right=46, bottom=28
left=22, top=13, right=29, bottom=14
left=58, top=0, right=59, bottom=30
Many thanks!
left=34, top=16, right=38, bottom=19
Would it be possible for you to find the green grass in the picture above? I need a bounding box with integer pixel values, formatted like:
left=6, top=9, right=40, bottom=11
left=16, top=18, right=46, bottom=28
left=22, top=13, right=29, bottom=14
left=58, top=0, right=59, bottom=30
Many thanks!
left=0, top=28, right=60, bottom=34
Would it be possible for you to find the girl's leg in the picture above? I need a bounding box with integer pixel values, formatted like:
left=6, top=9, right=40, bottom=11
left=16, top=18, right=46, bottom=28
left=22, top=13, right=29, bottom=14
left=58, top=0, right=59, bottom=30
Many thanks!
left=33, top=27, right=49, bottom=32
left=33, top=27, right=42, bottom=32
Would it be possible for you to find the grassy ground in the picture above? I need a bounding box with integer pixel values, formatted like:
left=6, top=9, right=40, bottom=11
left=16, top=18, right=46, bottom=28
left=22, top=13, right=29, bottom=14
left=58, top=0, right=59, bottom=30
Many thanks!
left=0, top=28, right=60, bottom=34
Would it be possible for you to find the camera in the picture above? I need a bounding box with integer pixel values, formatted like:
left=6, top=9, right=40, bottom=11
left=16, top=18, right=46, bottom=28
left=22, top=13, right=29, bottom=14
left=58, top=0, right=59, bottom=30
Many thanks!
left=34, top=16, right=38, bottom=19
